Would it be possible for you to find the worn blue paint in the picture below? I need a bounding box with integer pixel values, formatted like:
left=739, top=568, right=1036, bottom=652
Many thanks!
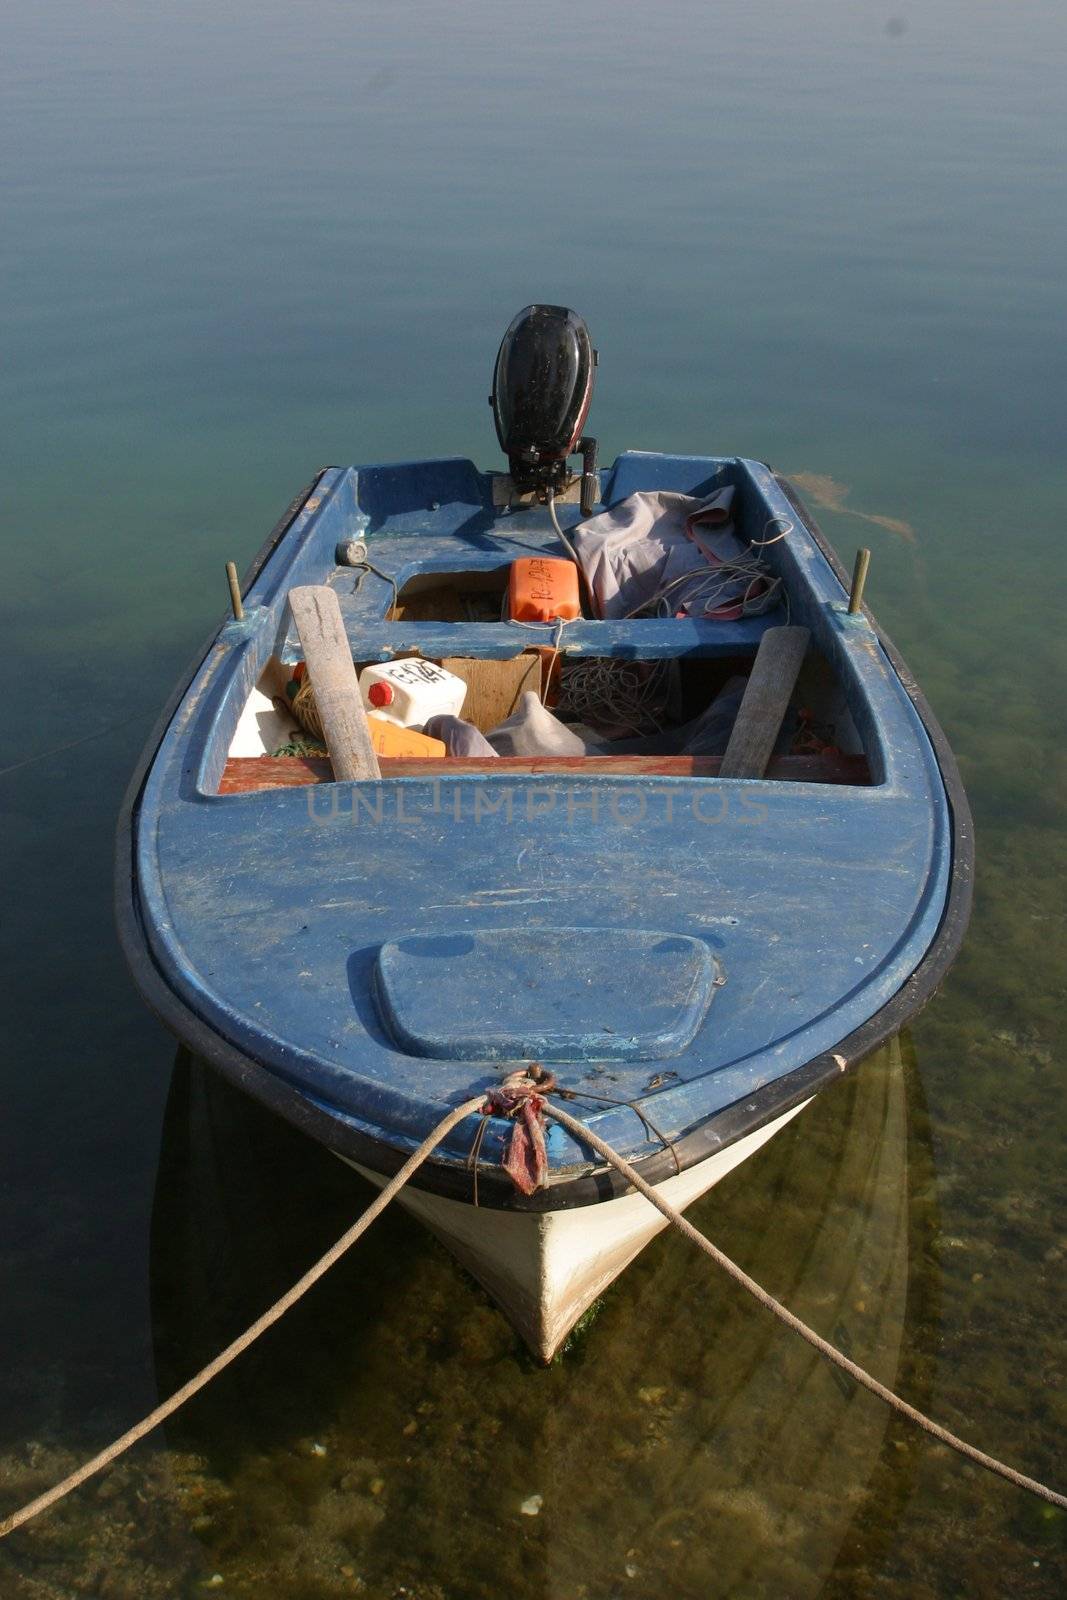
left=284, top=614, right=777, bottom=665
left=133, top=454, right=953, bottom=1176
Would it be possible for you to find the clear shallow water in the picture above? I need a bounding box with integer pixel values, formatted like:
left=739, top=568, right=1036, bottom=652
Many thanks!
left=1, top=1, right=1064, bottom=1594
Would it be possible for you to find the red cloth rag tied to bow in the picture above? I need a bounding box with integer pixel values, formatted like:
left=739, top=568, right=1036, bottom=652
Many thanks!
left=482, top=1073, right=554, bottom=1196
left=502, top=1095, right=548, bottom=1195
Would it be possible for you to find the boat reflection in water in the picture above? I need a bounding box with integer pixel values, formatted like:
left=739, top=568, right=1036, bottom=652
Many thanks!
left=150, top=1034, right=938, bottom=1597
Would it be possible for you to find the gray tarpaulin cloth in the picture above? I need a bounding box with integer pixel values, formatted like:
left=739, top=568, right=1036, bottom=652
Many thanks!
left=427, top=704, right=611, bottom=758
left=570, top=487, right=776, bottom=621
left=486, top=693, right=593, bottom=757
left=424, top=715, right=498, bottom=757
left=427, top=682, right=767, bottom=762
left=462, top=680, right=756, bottom=759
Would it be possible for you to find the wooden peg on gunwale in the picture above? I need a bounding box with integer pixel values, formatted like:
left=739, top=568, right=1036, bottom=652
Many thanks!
left=225, top=561, right=244, bottom=621
left=848, top=547, right=871, bottom=615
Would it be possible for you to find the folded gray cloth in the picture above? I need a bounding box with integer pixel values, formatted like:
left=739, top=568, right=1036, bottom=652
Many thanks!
left=486, top=692, right=592, bottom=757
left=423, top=715, right=498, bottom=757
left=429, top=680, right=776, bottom=762
left=570, top=487, right=779, bottom=621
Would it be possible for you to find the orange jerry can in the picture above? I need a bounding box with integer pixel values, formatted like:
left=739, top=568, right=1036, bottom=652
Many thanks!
left=366, top=716, right=446, bottom=758
left=508, top=557, right=581, bottom=623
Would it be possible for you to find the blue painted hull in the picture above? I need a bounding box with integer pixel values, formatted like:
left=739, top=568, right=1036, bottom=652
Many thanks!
left=117, top=455, right=972, bottom=1210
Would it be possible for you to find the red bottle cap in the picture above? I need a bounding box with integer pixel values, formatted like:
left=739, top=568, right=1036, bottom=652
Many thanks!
left=367, top=681, right=394, bottom=708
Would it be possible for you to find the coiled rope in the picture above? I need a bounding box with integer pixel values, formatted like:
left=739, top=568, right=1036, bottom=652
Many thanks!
left=2, top=1085, right=1062, bottom=1539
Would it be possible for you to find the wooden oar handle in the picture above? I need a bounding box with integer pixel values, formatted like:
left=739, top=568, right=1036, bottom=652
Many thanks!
left=720, top=625, right=811, bottom=779
left=288, top=585, right=382, bottom=782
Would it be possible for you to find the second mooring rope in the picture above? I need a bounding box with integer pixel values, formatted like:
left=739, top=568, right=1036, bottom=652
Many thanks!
left=541, top=1097, right=1066, bottom=1511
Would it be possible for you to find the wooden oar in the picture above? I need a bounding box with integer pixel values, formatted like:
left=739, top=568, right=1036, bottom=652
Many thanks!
left=288, top=585, right=382, bottom=781
left=720, top=625, right=811, bottom=779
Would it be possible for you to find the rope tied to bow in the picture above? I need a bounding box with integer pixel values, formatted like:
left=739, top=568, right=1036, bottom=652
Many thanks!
left=1, top=1071, right=1062, bottom=1540
left=472, top=1065, right=682, bottom=1203
left=474, top=1065, right=558, bottom=1196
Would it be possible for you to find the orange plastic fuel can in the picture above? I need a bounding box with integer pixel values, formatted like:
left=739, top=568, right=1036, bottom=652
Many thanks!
left=508, top=557, right=581, bottom=623
left=366, top=716, right=446, bottom=758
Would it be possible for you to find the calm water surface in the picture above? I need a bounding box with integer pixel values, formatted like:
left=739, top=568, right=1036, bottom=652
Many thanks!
left=1, top=2, right=1064, bottom=1594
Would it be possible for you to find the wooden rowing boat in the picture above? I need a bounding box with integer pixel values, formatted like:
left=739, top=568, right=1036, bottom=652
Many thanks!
left=118, top=447, right=971, bottom=1360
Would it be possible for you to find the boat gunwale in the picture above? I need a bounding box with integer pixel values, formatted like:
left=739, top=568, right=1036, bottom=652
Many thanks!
left=114, top=468, right=973, bottom=1212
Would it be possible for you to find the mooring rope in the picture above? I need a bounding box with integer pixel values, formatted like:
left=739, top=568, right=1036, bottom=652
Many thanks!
left=2, top=1083, right=1062, bottom=1539
left=540, top=1097, right=1066, bottom=1510
left=0, top=711, right=153, bottom=781
left=0, top=1094, right=486, bottom=1541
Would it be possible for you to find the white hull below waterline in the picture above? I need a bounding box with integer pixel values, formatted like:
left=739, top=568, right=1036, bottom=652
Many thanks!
left=341, top=1100, right=810, bottom=1362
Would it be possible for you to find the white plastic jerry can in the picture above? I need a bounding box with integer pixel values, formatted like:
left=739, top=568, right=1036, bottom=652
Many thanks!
left=357, top=659, right=467, bottom=728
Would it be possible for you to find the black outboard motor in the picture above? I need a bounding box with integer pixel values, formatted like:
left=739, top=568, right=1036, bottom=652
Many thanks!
left=491, top=305, right=599, bottom=512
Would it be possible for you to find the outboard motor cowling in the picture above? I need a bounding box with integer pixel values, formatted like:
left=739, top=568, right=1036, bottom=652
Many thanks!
left=491, top=305, right=598, bottom=508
